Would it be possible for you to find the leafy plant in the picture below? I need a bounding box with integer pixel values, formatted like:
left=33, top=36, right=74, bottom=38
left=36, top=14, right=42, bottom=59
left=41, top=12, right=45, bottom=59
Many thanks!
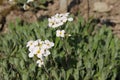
left=0, top=15, right=120, bottom=80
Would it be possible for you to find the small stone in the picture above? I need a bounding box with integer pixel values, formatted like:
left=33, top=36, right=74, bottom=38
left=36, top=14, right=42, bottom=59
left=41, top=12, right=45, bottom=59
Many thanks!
left=93, top=2, right=112, bottom=12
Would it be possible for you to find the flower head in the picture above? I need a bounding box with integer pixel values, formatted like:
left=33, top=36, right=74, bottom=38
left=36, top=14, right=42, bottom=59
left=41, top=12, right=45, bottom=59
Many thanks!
left=26, top=40, right=34, bottom=47
left=56, top=30, right=65, bottom=37
left=44, top=40, right=54, bottom=49
left=48, top=13, right=73, bottom=28
left=27, top=39, right=54, bottom=67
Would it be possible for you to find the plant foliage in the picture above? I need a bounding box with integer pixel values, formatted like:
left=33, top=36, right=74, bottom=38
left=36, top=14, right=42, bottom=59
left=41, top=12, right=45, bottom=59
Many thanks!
left=0, top=16, right=120, bottom=80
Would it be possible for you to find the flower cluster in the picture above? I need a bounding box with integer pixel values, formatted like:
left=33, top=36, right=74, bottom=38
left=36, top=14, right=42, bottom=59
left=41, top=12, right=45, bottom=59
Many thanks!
left=48, top=13, right=73, bottom=28
left=26, top=39, right=54, bottom=67
left=48, top=13, right=73, bottom=38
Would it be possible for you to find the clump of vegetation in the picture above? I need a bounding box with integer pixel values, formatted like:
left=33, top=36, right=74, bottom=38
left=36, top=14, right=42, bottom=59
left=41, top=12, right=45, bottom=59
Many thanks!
left=11, top=0, right=53, bottom=10
left=0, top=13, right=120, bottom=80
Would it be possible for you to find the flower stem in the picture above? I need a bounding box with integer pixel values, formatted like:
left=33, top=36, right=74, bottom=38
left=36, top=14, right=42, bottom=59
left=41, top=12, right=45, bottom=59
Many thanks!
left=63, top=39, right=69, bottom=68
left=43, top=65, right=52, bottom=80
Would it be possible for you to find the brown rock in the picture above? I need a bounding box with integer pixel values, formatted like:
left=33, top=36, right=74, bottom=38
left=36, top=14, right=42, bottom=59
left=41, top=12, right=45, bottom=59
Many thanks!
left=93, top=2, right=112, bottom=12
left=6, top=10, right=23, bottom=25
left=23, top=11, right=37, bottom=23
left=48, top=0, right=59, bottom=15
left=36, top=10, right=48, bottom=18
left=0, top=4, right=12, bottom=17
left=110, top=16, right=120, bottom=24
left=106, top=0, right=118, bottom=4
left=59, top=0, right=67, bottom=13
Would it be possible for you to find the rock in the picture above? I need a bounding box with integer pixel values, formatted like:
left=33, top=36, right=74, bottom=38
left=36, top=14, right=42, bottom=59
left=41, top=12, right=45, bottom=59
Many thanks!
left=59, top=0, right=67, bottom=13
left=48, top=0, right=59, bottom=15
left=36, top=10, right=48, bottom=18
left=110, top=16, right=120, bottom=24
left=106, top=0, right=118, bottom=4
left=0, top=4, right=12, bottom=17
left=93, top=2, right=112, bottom=12
left=23, top=11, right=37, bottom=23
left=6, top=10, right=23, bottom=25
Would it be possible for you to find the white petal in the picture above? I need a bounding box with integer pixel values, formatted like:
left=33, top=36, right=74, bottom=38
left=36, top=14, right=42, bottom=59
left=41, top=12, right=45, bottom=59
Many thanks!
left=61, top=30, right=65, bottom=37
left=61, top=34, right=65, bottom=37
left=28, top=53, right=34, bottom=58
left=56, top=30, right=60, bottom=37
left=52, top=24, right=59, bottom=28
left=68, top=17, right=73, bottom=21
left=37, top=54, right=43, bottom=59
left=58, top=22, right=64, bottom=26
left=36, top=59, right=44, bottom=67
left=50, top=42, right=54, bottom=47
left=36, top=60, right=40, bottom=64
left=44, top=50, right=50, bottom=57
left=62, top=17, right=67, bottom=22
left=33, top=40, right=39, bottom=46
left=48, top=23, right=53, bottom=27
left=26, top=40, right=34, bottom=47
left=41, top=44, right=47, bottom=49
left=27, top=0, right=34, bottom=3
left=28, top=45, right=35, bottom=52
left=64, top=13, right=69, bottom=17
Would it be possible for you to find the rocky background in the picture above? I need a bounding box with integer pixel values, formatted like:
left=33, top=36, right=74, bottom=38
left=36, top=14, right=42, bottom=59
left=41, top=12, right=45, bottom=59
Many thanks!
left=0, top=0, right=120, bottom=37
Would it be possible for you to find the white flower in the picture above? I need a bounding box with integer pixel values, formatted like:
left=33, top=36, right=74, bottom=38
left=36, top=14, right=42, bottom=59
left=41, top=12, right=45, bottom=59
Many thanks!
left=28, top=45, right=35, bottom=52
left=27, top=39, right=54, bottom=68
left=28, top=46, right=40, bottom=58
left=48, top=13, right=73, bottom=28
left=68, top=17, right=73, bottom=21
left=26, top=40, right=34, bottom=47
left=44, top=40, right=54, bottom=49
left=58, top=22, right=64, bottom=27
left=56, top=30, right=65, bottom=37
left=27, top=0, right=34, bottom=3
left=36, top=59, right=44, bottom=67
left=33, top=41, right=38, bottom=46
left=61, top=17, right=67, bottom=23
left=43, top=49, right=50, bottom=57
left=48, top=18, right=55, bottom=27
left=32, top=47, right=44, bottom=59
left=52, top=24, right=60, bottom=28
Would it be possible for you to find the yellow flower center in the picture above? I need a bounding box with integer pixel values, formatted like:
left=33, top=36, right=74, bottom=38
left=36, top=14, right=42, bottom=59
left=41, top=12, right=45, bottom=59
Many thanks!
left=37, top=50, right=41, bottom=54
